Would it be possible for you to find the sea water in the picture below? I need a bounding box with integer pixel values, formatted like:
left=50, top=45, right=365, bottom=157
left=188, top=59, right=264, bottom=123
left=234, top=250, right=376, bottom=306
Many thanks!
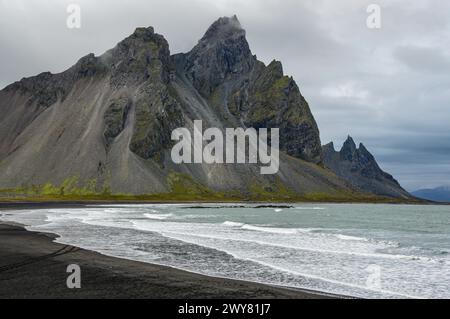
left=1, top=203, right=450, bottom=299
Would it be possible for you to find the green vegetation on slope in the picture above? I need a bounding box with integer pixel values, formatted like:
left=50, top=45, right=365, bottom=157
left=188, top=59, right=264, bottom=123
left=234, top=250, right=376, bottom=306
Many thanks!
left=0, top=172, right=419, bottom=204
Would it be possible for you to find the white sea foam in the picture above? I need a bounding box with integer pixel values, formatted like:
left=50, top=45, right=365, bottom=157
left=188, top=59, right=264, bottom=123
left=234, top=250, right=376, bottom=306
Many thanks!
left=143, top=213, right=173, bottom=220
left=241, top=224, right=298, bottom=234
left=223, top=221, right=303, bottom=234
left=222, top=221, right=245, bottom=227
left=223, top=221, right=316, bottom=234
left=335, top=234, right=369, bottom=242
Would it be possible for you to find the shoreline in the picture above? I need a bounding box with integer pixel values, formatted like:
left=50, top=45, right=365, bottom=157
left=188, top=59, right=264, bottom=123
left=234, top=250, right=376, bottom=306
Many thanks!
left=0, top=198, right=443, bottom=212
left=0, top=221, right=345, bottom=299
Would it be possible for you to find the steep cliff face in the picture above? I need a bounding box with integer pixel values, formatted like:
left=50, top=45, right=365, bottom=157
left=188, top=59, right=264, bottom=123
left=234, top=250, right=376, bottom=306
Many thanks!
left=322, top=137, right=411, bottom=199
left=0, top=17, right=355, bottom=198
left=175, top=16, right=322, bottom=164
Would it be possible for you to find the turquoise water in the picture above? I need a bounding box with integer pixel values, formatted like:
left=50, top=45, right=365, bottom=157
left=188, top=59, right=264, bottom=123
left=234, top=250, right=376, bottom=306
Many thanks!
left=2, top=203, right=450, bottom=298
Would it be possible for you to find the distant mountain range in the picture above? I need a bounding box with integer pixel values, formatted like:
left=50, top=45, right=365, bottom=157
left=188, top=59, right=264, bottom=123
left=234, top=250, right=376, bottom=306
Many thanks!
left=0, top=16, right=415, bottom=201
left=412, top=186, right=450, bottom=203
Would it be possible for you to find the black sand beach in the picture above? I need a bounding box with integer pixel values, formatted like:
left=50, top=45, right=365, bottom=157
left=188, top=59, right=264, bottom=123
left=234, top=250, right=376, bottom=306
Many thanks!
left=0, top=220, right=335, bottom=299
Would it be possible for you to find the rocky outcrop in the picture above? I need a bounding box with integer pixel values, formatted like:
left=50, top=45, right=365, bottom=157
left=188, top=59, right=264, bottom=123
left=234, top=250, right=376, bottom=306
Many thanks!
left=129, top=83, right=184, bottom=160
left=183, top=16, right=254, bottom=97
left=103, top=95, right=132, bottom=147
left=175, top=16, right=322, bottom=164
left=106, top=27, right=173, bottom=86
left=322, top=136, right=411, bottom=199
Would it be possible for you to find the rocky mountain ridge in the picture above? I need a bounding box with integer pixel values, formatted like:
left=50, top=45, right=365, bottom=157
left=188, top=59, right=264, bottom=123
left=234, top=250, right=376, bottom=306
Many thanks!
left=0, top=16, right=408, bottom=200
left=322, top=136, right=411, bottom=199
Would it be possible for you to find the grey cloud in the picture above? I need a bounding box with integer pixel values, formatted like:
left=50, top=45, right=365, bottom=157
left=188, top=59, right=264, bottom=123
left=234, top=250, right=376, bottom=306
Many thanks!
left=394, top=45, right=450, bottom=73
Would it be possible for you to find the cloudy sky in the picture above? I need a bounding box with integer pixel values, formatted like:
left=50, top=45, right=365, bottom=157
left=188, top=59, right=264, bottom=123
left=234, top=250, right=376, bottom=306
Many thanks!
left=1, top=0, right=449, bottom=191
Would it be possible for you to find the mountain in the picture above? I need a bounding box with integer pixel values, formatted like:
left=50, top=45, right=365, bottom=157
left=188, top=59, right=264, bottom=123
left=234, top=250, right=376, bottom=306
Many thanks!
left=0, top=16, right=391, bottom=200
left=322, top=136, right=411, bottom=199
left=412, top=186, right=450, bottom=202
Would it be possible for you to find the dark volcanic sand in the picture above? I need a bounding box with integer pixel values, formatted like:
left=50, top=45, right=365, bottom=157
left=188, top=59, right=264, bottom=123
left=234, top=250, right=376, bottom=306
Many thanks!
left=0, top=222, right=336, bottom=299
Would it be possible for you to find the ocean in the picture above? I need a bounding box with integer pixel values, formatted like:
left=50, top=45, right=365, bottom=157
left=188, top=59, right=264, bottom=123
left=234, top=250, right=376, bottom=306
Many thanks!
left=1, top=203, right=449, bottom=299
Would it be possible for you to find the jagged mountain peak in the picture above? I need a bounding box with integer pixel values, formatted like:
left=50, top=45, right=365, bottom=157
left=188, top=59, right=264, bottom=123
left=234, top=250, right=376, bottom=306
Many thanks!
left=113, top=26, right=169, bottom=56
left=191, top=15, right=250, bottom=57
left=180, top=16, right=254, bottom=97
left=132, top=26, right=155, bottom=37
left=175, top=17, right=322, bottom=164
left=201, top=15, right=244, bottom=42
left=267, top=60, right=284, bottom=77
left=358, top=143, right=372, bottom=157
left=343, top=135, right=356, bottom=148
left=341, top=135, right=357, bottom=161
left=322, top=137, right=410, bottom=199
left=323, top=142, right=335, bottom=152
left=103, top=25, right=172, bottom=85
